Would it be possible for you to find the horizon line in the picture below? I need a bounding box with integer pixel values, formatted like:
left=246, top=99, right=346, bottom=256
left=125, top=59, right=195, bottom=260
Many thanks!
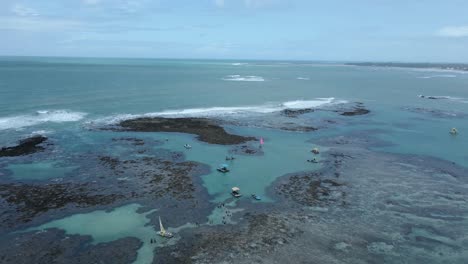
left=0, top=55, right=467, bottom=65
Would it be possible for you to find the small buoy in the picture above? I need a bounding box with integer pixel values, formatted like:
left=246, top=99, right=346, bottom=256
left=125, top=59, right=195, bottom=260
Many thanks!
left=450, top=128, right=458, bottom=135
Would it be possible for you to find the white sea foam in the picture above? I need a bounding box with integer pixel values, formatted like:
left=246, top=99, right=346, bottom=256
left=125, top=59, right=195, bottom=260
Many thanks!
left=222, top=75, right=265, bottom=82
left=0, top=110, right=87, bottom=131
left=282, top=98, right=338, bottom=109
left=418, top=74, right=457, bottom=79
left=297, top=77, right=310, bottom=80
left=31, top=130, right=53, bottom=135
left=231, top=63, right=248, bottom=66
left=95, top=98, right=346, bottom=125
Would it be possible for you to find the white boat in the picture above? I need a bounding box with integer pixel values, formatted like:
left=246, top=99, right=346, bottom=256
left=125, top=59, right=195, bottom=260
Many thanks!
left=231, top=187, right=242, bottom=198
left=157, top=216, right=173, bottom=238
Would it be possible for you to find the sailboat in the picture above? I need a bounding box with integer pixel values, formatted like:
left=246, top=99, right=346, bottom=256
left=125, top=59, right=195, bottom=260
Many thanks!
left=157, top=216, right=173, bottom=238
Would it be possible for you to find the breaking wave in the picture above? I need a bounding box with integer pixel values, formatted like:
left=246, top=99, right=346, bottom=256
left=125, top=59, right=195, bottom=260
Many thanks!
left=95, top=98, right=346, bottom=125
left=0, top=110, right=87, bottom=131
left=222, top=75, right=265, bottom=82
left=418, top=74, right=457, bottom=79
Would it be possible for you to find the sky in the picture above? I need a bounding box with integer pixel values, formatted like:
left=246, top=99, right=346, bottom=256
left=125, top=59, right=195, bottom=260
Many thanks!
left=1, top=0, right=468, bottom=62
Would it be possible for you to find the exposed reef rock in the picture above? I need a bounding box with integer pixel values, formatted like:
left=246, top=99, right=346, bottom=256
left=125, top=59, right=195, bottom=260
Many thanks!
left=117, top=117, right=256, bottom=145
left=0, top=151, right=211, bottom=234
left=154, top=213, right=302, bottom=264
left=0, top=183, right=122, bottom=226
left=0, top=136, right=48, bottom=157
left=98, top=155, right=207, bottom=201
left=280, top=102, right=370, bottom=118
left=0, top=229, right=141, bottom=264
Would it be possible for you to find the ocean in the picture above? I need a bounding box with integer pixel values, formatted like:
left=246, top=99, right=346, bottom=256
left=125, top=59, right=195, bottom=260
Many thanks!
left=0, top=57, right=467, bottom=263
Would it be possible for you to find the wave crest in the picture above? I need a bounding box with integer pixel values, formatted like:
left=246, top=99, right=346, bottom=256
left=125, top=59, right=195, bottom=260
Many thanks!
left=418, top=74, right=457, bottom=79
left=222, top=75, right=265, bottom=82
left=95, top=98, right=346, bottom=125
left=0, top=110, right=87, bottom=131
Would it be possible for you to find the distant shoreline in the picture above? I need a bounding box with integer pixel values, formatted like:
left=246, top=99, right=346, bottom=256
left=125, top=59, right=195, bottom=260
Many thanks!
left=1, top=56, right=467, bottom=68
left=346, top=62, right=468, bottom=72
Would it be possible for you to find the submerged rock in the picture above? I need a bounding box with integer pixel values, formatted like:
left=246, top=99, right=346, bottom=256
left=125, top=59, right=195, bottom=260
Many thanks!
left=334, top=242, right=351, bottom=251
left=281, top=108, right=314, bottom=118
left=403, top=107, right=466, bottom=119
left=0, top=136, right=48, bottom=157
left=117, top=117, right=256, bottom=145
left=340, top=107, right=370, bottom=116
left=229, top=145, right=264, bottom=156
left=279, top=126, right=318, bottom=132
left=111, top=137, right=145, bottom=146
left=367, top=242, right=395, bottom=254
left=418, top=95, right=451, bottom=100
left=274, top=172, right=346, bottom=206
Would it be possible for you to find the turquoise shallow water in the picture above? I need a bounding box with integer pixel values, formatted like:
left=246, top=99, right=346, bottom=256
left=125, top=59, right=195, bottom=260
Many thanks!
left=30, top=204, right=159, bottom=264
left=1, top=57, right=468, bottom=263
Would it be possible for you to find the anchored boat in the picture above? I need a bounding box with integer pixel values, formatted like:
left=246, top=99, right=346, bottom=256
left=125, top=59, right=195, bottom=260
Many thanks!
left=450, top=128, right=458, bottom=135
left=184, top=144, right=192, bottom=149
left=231, top=187, right=242, bottom=198
left=217, top=164, right=230, bottom=173
left=157, top=216, right=173, bottom=238
left=311, top=147, right=320, bottom=154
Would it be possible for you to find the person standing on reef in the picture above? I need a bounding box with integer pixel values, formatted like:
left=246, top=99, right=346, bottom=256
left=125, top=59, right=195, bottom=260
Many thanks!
left=259, top=137, right=264, bottom=148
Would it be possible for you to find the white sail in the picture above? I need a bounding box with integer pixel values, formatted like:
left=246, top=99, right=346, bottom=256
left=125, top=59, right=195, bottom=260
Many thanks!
left=159, top=216, right=166, bottom=234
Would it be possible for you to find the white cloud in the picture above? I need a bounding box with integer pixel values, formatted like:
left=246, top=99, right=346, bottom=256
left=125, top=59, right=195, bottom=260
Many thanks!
left=214, top=0, right=225, bottom=8
left=437, top=26, right=468, bottom=37
left=11, top=4, right=39, bottom=17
